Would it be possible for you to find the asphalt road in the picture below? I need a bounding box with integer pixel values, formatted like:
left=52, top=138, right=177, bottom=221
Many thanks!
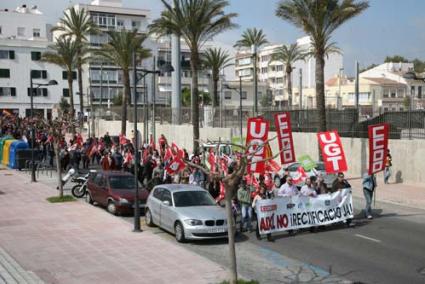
left=121, top=197, right=425, bottom=284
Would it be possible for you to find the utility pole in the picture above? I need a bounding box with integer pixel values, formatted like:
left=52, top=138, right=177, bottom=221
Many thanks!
left=132, top=51, right=141, bottom=232
left=251, top=44, right=258, bottom=116
left=299, top=68, right=303, bottom=110
left=100, top=62, right=103, bottom=107
left=355, top=61, right=360, bottom=111
left=171, top=33, right=182, bottom=124
left=239, top=76, right=243, bottom=138
left=151, top=56, right=156, bottom=142
left=338, top=68, right=344, bottom=110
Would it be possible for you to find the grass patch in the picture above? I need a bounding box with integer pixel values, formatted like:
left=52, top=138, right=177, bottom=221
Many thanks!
left=220, top=280, right=259, bottom=284
left=46, top=195, right=76, bottom=203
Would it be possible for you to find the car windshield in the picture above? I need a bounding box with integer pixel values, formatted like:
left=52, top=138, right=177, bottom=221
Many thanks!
left=109, top=176, right=141, bottom=189
left=173, top=191, right=216, bottom=207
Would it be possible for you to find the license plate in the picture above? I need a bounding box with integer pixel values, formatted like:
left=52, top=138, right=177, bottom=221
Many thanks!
left=208, top=228, right=226, bottom=233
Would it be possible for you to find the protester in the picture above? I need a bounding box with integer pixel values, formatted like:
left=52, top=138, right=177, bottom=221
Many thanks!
left=237, top=180, right=254, bottom=232
left=331, top=172, right=351, bottom=193
left=384, top=149, right=392, bottom=184
left=362, top=172, right=377, bottom=219
left=277, top=176, right=299, bottom=197
left=300, top=177, right=318, bottom=197
left=252, top=185, right=274, bottom=241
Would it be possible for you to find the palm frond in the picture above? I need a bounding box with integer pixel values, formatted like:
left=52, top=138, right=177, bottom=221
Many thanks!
left=234, top=27, right=269, bottom=49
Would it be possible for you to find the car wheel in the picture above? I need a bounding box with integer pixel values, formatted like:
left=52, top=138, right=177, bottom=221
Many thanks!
left=174, top=221, right=186, bottom=243
left=107, top=200, right=117, bottom=215
left=86, top=192, right=94, bottom=204
left=145, top=208, right=154, bottom=227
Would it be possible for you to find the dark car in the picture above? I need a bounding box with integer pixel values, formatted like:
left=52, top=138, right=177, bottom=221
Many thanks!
left=86, top=171, right=149, bottom=215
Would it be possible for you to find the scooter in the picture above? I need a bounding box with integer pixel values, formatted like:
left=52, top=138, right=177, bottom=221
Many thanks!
left=56, top=168, right=76, bottom=190
left=71, top=170, right=97, bottom=198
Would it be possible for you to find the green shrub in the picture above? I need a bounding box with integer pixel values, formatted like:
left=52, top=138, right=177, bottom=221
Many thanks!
left=46, top=195, right=76, bottom=203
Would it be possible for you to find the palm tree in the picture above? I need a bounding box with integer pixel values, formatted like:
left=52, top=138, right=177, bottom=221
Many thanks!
left=149, top=0, right=237, bottom=154
left=269, top=43, right=306, bottom=109
left=52, top=7, right=98, bottom=116
left=42, top=36, right=83, bottom=134
left=234, top=27, right=268, bottom=49
left=201, top=47, right=232, bottom=108
left=96, top=29, right=151, bottom=135
left=276, top=0, right=369, bottom=131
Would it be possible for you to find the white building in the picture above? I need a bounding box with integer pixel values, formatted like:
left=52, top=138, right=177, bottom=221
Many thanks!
left=234, top=36, right=343, bottom=107
left=0, top=4, right=79, bottom=118
left=360, top=62, right=425, bottom=110
left=53, top=0, right=152, bottom=109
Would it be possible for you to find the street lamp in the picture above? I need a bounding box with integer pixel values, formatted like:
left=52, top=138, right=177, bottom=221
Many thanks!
left=251, top=44, right=258, bottom=116
left=224, top=76, right=243, bottom=139
left=30, top=72, right=57, bottom=182
left=132, top=51, right=173, bottom=232
left=338, top=67, right=344, bottom=110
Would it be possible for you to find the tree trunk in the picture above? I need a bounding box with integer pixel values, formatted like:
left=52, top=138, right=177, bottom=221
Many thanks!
left=68, top=73, right=76, bottom=135
left=213, top=75, right=219, bottom=108
left=77, top=61, right=84, bottom=117
left=316, top=53, right=326, bottom=132
left=191, top=50, right=200, bottom=154
left=286, top=69, right=292, bottom=110
left=54, top=142, right=63, bottom=198
left=224, top=189, right=238, bottom=284
left=122, top=69, right=130, bottom=135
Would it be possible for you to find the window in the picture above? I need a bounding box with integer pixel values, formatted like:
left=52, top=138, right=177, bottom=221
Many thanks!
left=237, top=57, right=251, bottom=66
left=383, top=89, right=389, bottom=98
left=224, top=91, right=232, bottom=100
left=31, top=70, right=47, bottom=79
left=0, top=26, right=2, bottom=34
left=162, top=190, right=172, bottom=205
left=31, top=51, right=41, bottom=61
left=276, top=78, right=283, bottom=84
left=0, top=50, right=15, bottom=59
left=390, top=90, right=396, bottom=98
left=0, top=69, right=10, bottom=78
left=0, top=87, right=16, bottom=96
left=418, top=86, right=422, bottom=99
left=63, top=89, right=69, bottom=97
left=17, top=27, right=25, bottom=36
left=117, top=19, right=124, bottom=28
left=27, top=88, right=47, bottom=97
left=261, top=67, right=267, bottom=73
left=33, top=28, right=40, bottom=37
left=411, top=86, right=415, bottom=96
left=241, top=91, right=247, bottom=99
left=276, top=65, right=284, bottom=72
left=62, top=71, right=77, bottom=80
left=132, top=21, right=141, bottom=28
left=153, top=188, right=164, bottom=200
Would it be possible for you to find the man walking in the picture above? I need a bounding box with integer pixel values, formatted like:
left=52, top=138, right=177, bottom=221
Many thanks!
left=362, top=173, right=377, bottom=219
left=237, top=180, right=254, bottom=232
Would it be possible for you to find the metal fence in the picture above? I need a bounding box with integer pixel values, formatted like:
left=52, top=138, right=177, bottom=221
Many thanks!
left=96, top=105, right=425, bottom=139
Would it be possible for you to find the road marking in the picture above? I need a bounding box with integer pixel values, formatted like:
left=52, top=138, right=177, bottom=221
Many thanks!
left=355, top=234, right=381, bottom=243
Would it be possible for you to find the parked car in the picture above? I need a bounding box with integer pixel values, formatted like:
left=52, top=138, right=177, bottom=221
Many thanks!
left=86, top=171, right=149, bottom=215
left=145, top=184, right=228, bottom=242
left=286, top=161, right=337, bottom=189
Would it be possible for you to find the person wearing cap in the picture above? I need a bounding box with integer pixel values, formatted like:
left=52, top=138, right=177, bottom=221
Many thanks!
left=331, top=172, right=351, bottom=193
left=277, top=176, right=299, bottom=197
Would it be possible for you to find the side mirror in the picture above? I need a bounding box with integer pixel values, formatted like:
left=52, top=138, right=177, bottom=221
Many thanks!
left=163, top=200, right=170, bottom=206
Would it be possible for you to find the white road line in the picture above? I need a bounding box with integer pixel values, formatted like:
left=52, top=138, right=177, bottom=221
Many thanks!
left=355, top=234, right=382, bottom=243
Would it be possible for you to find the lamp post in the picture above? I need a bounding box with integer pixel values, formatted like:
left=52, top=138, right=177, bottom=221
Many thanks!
left=251, top=44, right=258, bottom=116
left=29, top=72, right=57, bottom=182
left=224, top=77, right=243, bottom=139
left=338, top=67, right=344, bottom=110
left=132, top=51, right=173, bottom=232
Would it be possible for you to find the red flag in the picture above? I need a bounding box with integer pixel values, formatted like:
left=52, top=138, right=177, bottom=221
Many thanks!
left=149, top=134, right=156, bottom=150
left=246, top=117, right=269, bottom=174
left=119, top=134, right=127, bottom=145
left=368, top=123, right=389, bottom=175
left=164, top=147, right=173, bottom=162
left=208, top=149, right=216, bottom=173
left=317, top=131, right=348, bottom=174
left=274, top=112, right=296, bottom=165
left=292, top=166, right=308, bottom=185
left=215, top=181, right=226, bottom=203
left=265, top=159, right=281, bottom=173
left=165, top=157, right=185, bottom=175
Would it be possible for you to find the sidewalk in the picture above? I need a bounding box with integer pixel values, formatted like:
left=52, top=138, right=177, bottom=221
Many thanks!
left=349, top=178, right=425, bottom=210
left=0, top=168, right=228, bottom=284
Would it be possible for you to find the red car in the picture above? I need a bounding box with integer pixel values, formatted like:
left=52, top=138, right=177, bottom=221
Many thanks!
left=86, top=171, right=149, bottom=215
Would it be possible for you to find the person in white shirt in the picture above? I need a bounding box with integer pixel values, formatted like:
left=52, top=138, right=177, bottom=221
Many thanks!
left=300, top=177, right=318, bottom=197
left=277, top=177, right=299, bottom=197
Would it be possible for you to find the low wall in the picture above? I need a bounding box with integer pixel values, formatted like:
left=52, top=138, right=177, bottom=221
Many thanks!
left=96, top=120, right=424, bottom=184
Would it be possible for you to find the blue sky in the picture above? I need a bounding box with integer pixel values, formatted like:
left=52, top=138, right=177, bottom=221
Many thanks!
left=3, top=0, right=425, bottom=75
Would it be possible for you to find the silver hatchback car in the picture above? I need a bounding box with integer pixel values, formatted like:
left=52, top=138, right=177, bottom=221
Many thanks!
left=145, top=184, right=228, bottom=242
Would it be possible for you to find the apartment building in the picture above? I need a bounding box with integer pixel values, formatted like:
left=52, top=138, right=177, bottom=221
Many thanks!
left=0, top=4, right=79, bottom=118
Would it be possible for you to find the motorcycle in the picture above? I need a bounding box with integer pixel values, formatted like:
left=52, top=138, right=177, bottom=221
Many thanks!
left=71, top=170, right=97, bottom=198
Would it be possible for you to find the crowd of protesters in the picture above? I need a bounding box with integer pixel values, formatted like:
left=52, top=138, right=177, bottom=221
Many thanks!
left=1, top=112, right=379, bottom=241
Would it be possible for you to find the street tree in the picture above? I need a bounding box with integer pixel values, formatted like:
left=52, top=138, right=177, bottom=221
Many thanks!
left=96, top=29, right=151, bottom=135
left=149, top=0, right=237, bottom=154
left=269, top=43, right=306, bottom=109
left=202, top=47, right=232, bottom=108
left=276, top=0, right=369, bottom=132
left=42, top=37, right=85, bottom=134
left=52, top=7, right=99, bottom=116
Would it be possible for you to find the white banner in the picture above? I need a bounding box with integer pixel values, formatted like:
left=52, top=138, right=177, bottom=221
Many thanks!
left=255, top=188, right=354, bottom=234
